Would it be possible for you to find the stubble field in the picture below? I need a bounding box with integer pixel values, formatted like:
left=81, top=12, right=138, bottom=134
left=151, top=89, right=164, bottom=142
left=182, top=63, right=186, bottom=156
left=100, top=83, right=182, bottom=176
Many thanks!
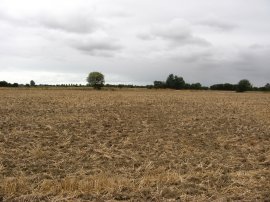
left=0, top=89, right=269, bottom=201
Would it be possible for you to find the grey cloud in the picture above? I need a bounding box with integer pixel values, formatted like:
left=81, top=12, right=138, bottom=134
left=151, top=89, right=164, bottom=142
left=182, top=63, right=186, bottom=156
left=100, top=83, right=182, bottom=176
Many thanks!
left=69, top=37, right=122, bottom=57
left=0, top=5, right=122, bottom=57
left=137, top=33, right=155, bottom=40
left=176, top=50, right=213, bottom=63
left=196, top=46, right=270, bottom=85
left=144, top=46, right=215, bottom=63
left=234, top=47, right=270, bottom=73
left=106, top=10, right=132, bottom=18
left=198, top=19, right=237, bottom=31
left=37, top=13, right=99, bottom=34
left=0, top=7, right=101, bottom=34
left=248, top=44, right=270, bottom=50
left=138, top=19, right=211, bottom=47
left=0, top=9, right=27, bottom=26
left=0, top=0, right=270, bottom=86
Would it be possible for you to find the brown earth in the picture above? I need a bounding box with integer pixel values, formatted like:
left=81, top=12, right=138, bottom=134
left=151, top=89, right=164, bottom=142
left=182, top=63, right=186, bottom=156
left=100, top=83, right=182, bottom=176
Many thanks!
left=0, top=88, right=269, bottom=201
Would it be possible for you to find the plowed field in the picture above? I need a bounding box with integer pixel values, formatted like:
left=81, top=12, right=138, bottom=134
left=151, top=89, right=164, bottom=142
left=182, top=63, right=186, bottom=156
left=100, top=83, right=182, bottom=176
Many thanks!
left=0, top=89, right=269, bottom=201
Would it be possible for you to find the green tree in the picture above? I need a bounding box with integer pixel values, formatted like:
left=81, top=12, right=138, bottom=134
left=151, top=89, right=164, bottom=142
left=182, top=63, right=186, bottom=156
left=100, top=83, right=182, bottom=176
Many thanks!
left=190, top=83, right=202, bottom=90
left=30, top=80, right=35, bottom=86
left=174, top=76, right=185, bottom=89
left=166, top=74, right=185, bottom=89
left=153, top=81, right=166, bottom=88
left=265, top=83, right=270, bottom=91
left=166, top=74, right=175, bottom=89
left=87, top=72, right=105, bottom=89
left=236, top=79, right=252, bottom=92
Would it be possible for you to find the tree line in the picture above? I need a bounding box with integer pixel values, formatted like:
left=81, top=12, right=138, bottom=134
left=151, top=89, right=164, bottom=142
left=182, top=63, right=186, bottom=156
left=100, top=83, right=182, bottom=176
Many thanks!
left=0, top=80, right=35, bottom=88
left=210, top=80, right=270, bottom=92
left=0, top=81, right=19, bottom=87
left=152, top=74, right=208, bottom=90
left=1, top=72, right=269, bottom=92
left=152, top=74, right=270, bottom=92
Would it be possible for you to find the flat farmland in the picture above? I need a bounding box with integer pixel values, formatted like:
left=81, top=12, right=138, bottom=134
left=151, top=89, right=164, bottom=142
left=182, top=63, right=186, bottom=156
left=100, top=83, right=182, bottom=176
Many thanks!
left=0, top=89, right=269, bottom=201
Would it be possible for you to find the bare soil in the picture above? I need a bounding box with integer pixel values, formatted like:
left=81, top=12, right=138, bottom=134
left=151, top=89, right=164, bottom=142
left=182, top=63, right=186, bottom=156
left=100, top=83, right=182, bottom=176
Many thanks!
left=0, top=89, right=269, bottom=201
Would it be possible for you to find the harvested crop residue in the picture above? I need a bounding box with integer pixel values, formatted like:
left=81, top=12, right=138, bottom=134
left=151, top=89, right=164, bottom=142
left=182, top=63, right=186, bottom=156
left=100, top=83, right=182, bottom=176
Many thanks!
left=0, top=89, right=269, bottom=201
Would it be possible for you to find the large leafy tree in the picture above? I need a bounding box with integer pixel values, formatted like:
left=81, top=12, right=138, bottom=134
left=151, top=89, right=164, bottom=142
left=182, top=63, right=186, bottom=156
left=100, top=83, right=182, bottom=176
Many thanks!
left=87, top=72, right=105, bottom=89
left=30, top=80, right=36, bottom=86
left=166, top=74, right=185, bottom=89
left=265, top=83, right=270, bottom=91
left=236, top=79, right=252, bottom=92
left=153, top=81, right=166, bottom=88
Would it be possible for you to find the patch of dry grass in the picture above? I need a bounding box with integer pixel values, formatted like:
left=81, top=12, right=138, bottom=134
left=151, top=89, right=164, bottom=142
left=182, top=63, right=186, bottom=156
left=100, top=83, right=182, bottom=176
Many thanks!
left=0, top=89, right=269, bottom=201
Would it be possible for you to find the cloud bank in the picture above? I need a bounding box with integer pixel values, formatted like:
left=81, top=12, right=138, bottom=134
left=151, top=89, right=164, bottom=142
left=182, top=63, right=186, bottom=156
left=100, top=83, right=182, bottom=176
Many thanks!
left=0, top=0, right=269, bottom=86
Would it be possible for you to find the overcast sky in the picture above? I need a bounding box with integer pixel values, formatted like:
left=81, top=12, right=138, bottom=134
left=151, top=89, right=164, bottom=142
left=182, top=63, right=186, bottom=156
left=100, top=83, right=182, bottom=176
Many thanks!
left=0, top=0, right=269, bottom=86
